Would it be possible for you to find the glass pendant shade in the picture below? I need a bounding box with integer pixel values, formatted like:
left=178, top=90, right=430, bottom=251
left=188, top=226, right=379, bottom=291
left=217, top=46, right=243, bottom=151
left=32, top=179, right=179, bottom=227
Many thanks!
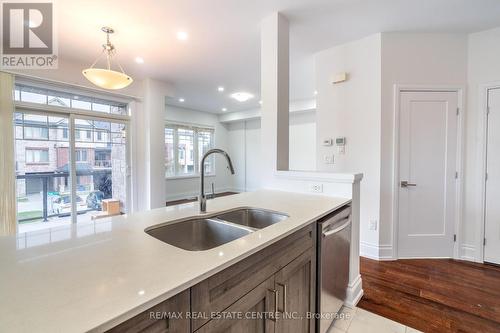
left=82, top=27, right=133, bottom=90
left=82, top=68, right=133, bottom=90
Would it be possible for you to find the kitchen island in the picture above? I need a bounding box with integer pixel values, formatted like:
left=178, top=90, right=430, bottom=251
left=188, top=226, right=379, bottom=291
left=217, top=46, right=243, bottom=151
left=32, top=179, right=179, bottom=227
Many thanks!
left=0, top=190, right=352, bottom=332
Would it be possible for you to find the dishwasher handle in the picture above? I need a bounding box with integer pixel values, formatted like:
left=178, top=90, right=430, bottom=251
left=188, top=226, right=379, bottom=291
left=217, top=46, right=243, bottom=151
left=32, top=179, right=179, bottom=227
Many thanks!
left=322, top=217, right=351, bottom=238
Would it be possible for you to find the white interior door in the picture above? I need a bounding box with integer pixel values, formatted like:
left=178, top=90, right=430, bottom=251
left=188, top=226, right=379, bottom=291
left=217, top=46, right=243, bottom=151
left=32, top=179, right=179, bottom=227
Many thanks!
left=398, top=91, right=458, bottom=258
left=484, top=88, right=500, bottom=264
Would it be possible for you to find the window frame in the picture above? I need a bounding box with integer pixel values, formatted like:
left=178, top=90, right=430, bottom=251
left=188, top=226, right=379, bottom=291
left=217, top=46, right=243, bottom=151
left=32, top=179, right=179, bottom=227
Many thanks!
left=165, top=123, right=215, bottom=179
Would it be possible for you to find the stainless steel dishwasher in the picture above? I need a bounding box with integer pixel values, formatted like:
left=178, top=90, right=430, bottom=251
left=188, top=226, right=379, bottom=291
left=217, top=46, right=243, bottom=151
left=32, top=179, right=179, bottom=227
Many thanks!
left=317, top=205, right=352, bottom=333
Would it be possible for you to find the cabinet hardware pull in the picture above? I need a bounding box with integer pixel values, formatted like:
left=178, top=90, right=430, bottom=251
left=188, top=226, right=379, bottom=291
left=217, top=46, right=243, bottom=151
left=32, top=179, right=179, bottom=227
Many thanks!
left=277, top=283, right=287, bottom=313
left=268, top=289, right=279, bottom=322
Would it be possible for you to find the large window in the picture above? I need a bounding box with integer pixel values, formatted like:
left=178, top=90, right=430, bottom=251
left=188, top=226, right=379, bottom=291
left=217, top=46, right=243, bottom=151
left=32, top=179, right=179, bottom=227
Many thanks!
left=165, top=124, right=214, bottom=177
left=14, top=83, right=130, bottom=234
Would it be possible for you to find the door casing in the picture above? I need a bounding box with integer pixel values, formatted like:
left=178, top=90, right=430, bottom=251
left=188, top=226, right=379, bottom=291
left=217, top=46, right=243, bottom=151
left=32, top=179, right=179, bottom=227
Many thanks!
left=478, top=82, right=500, bottom=263
left=392, top=84, right=465, bottom=260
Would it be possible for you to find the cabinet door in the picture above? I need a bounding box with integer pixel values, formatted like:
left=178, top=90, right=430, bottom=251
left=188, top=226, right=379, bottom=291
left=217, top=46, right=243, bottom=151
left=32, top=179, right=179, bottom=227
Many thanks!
left=106, top=289, right=190, bottom=333
left=191, top=224, right=313, bottom=331
left=275, top=249, right=315, bottom=333
left=196, top=276, right=276, bottom=333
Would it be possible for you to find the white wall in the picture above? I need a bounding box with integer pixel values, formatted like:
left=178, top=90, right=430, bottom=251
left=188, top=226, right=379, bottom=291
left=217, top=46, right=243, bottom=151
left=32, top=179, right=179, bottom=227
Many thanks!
left=289, top=111, right=317, bottom=171
left=380, top=33, right=468, bottom=258
left=465, top=27, right=500, bottom=261
left=164, top=105, right=234, bottom=201
left=313, top=32, right=471, bottom=259
left=227, top=112, right=316, bottom=192
left=315, top=34, right=382, bottom=248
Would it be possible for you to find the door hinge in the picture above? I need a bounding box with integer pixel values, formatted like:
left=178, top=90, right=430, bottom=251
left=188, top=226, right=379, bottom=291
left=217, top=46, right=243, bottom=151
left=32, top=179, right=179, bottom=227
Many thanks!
left=455, top=171, right=458, bottom=179
left=453, top=234, right=457, bottom=242
left=456, top=107, right=460, bottom=116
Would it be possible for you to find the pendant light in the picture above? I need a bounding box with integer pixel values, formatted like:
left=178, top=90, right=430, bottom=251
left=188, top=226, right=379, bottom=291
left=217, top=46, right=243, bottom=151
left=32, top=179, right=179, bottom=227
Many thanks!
left=82, top=27, right=133, bottom=90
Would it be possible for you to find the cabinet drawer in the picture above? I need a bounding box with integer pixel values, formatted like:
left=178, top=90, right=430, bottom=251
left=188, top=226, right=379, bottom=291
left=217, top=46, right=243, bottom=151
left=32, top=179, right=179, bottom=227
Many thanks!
left=191, top=224, right=315, bottom=331
left=106, top=289, right=190, bottom=333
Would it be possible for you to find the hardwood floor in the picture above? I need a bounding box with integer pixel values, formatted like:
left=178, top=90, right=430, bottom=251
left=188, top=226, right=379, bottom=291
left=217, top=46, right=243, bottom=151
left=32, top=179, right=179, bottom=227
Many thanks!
left=358, top=257, right=500, bottom=333
left=165, top=191, right=238, bottom=206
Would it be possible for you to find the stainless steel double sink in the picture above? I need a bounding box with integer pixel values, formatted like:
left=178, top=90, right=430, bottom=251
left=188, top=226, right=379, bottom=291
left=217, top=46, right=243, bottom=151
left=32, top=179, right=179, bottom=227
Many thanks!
left=145, top=208, right=288, bottom=251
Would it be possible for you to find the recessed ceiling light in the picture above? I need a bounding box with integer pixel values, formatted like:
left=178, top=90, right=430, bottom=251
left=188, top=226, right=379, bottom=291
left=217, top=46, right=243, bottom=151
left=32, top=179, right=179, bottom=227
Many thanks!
left=135, top=57, right=144, bottom=64
left=176, top=31, right=189, bottom=41
left=178, top=98, right=185, bottom=102
left=217, top=86, right=225, bottom=92
left=259, top=100, right=262, bottom=105
left=221, top=107, right=227, bottom=112
left=230, top=92, right=254, bottom=102
left=314, top=90, right=318, bottom=95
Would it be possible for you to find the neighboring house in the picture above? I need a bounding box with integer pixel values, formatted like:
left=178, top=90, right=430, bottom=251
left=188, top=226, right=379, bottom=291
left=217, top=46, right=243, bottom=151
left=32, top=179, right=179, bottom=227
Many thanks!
left=15, top=116, right=113, bottom=197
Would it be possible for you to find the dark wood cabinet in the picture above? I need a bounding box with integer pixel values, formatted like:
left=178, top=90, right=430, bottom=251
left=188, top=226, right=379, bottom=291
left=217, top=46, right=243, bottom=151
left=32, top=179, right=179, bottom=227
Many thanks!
left=108, top=224, right=317, bottom=333
left=195, top=276, right=276, bottom=333
left=106, top=289, right=190, bottom=333
left=191, top=224, right=314, bottom=331
left=275, top=248, right=315, bottom=333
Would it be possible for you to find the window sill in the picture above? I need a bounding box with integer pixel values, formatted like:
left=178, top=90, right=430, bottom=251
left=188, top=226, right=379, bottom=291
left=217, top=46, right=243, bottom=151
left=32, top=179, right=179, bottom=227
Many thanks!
left=166, top=174, right=216, bottom=180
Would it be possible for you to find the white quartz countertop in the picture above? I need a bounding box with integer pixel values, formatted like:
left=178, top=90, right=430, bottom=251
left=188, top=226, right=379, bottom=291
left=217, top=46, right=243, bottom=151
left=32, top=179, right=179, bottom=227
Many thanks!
left=0, top=190, right=350, bottom=333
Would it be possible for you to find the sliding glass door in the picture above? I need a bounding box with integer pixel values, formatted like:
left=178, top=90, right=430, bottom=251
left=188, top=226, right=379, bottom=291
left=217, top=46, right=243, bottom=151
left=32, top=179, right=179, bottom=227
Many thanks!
left=15, top=112, right=74, bottom=232
left=15, top=111, right=129, bottom=232
left=73, top=117, right=128, bottom=223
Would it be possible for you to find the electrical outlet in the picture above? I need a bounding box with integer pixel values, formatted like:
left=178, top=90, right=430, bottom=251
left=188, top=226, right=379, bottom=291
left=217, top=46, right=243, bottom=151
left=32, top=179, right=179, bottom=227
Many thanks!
left=369, top=220, right=378, bottom=231
left=310, top=183, right=323, bottom=193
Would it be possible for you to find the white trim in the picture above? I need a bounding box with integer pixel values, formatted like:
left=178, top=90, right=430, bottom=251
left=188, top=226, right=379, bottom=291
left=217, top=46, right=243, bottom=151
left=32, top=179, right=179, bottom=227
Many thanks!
left=392, top=84, right=465, bottom=260
left=360, top=242, right=395, bottom=260
left=274, top=170, right=363, bottom=184
left=165, top=120, right=215, bottom=131
left=478, top=81, right=500, bottom=263
left=460, top=244, right=476, bottom=262
left=344, top=274, right=363, bottom=308
left=360, top=241, right=379, bottom=260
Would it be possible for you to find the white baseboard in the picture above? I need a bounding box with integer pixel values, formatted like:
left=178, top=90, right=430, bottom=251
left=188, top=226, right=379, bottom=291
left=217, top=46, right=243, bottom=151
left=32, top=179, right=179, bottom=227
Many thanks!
left=360, top=242, right=395, bottom=261
left=344, top=274, right=363, bottom=308
left=460, top=244, right=476, bottom=262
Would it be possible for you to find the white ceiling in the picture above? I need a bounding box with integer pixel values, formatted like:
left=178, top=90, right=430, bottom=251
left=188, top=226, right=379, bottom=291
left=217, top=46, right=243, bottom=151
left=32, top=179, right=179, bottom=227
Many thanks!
left=57, top=0, right=500, bottom=113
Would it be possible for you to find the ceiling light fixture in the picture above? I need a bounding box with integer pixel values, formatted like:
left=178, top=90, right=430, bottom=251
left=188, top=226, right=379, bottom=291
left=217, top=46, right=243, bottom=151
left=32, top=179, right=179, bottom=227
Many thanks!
left=178, top=98, right=185, bottom=102
left=230, top=92, right=254, bottom=102
left=314, top=90, right=318, bottom=96
left=222, top=107, right=227, bottom=112
left=135, top=57, right=144, bottom=64
left=176, top=31, right=189, bottom=41
left=217, top=86, right=225, bottom=92
left=82, top=27, right=133, bottom=90
left=259, top=100, right=262, bottom=105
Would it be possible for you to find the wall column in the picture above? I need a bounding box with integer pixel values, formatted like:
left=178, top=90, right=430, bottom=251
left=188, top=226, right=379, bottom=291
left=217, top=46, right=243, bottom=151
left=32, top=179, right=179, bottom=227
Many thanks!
left=261, top=12, right=290, bottom=184
left=133, top=78, right=173, bottom=210
left=0, top=72, right=16, bottom=235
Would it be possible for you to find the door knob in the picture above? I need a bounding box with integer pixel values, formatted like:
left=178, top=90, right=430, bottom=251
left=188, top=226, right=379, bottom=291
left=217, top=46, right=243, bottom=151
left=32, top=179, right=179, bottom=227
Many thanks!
left=401, top=180, right=417, bottom=188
